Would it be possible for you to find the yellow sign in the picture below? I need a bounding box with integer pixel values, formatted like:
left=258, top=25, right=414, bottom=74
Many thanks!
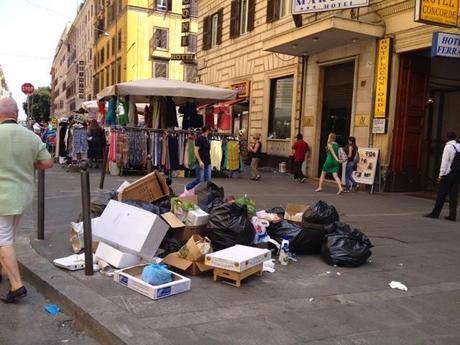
left=415, top=0, right=459, bottom=27
left=230, top=81, right=251, bottom=98
left=51, top=117, right=58, bottom=129
left=355, top=115, right=369, bottom=127
left=374, top=38, right=391, bottom=118
left=303, top=116, right=314, bottom=127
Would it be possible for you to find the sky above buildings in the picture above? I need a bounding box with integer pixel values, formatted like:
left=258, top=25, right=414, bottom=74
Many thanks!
left=0, top=0, right=82, bottom=119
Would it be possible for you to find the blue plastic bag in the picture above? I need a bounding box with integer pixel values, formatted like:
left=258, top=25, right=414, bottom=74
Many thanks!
left=141, top=264, right=172, bottom=285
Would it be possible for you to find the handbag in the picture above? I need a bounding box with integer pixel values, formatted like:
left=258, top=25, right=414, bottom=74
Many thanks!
left=338, top=147, right=348, bottom=162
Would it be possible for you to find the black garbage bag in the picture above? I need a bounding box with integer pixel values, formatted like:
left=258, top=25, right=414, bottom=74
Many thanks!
left=267, top=207, right=285, bottom=218
left=152, top=197, right=171, bottom=214
left=267, top=220, right=325, bottom=254
left=122, top=200, right=162, bottom=215
left=195, top=181, right=225, bottom=213
left=207, top=203, right=255, bottom=250
left=159, top=236, right=181, bottom=258
left=78, top=190, right=112, bottom=221
left=321, top=222, right=373, bottom=267
left=302, top=200, right=339, bottom=225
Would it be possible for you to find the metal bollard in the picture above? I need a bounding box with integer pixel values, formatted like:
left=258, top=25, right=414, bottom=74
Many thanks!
left=37, top=170, right=45, bottom=240
left=99, top=144, right=109, bottom=190
left=80, top=168, right=94, bottom=276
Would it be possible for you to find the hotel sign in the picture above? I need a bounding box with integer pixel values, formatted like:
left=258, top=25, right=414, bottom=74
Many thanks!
left=171, top=53, right=196, bottom=62
left=374, top=38, right=391, bottom=118
left=231, top=80, right=251, bottom=98
left=293, top=0, right=369, bottom=14
left=432, top=32, right=460, bottom=58
left=415, top=0, right=459, bottom=27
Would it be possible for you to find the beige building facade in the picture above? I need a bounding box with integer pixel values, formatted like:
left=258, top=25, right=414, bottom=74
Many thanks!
left=0, top=64, right=11, bottom=98
left=198, top=0, right=460, bottom=192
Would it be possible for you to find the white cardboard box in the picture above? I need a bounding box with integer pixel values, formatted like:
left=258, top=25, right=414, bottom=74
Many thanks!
left=205, top=245, right=271, bottom=272
left=53, top=254, right=99, bottom=272
left=185, top=208, right=209, bottom=226
left=93, top=200, right=169, bottom=259
left=114, top=264, right=191, bottom=300
left=95, top=241, right=140, bottom=269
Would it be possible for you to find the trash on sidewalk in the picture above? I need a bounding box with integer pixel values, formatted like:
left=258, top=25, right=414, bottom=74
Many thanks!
left=284, top=203, right=309, bottom=223
left=185, top=208, right=209, bottom=226
left=205, top=245, right=270, bottom=272
left=195, top=181, right=225, bottom=213
left=116, top=181, right=131, bottom=193
left=141, top=263, right=172, bottom=285
left=53, top=254, right=99, bottom=271
left=93, top=200, right=169, bottom=259
left=95, top=242, right=140, bottom=269
left=178, top=235, right=212, bottom=262
left=117, top=171, right=170, bottom=203
left=263, top=259, right=276, bottom=273
left=389, top=281, right=408, bottom=291
left=44, top=304, right=61, bottom=315
left=303, top=200, right=339, bottom=225
left=114, top=264, right=191, bottom=300
left=70, top=218, right=100, bottom=253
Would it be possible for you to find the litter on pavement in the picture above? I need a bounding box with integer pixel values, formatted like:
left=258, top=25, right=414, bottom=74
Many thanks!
left=389, top=281, right=408, bottom=291
left=44, top=304, right=61, bottom=315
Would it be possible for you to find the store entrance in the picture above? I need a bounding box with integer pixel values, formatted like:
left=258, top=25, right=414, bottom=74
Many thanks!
left=318, top=62, right=355, bottom=176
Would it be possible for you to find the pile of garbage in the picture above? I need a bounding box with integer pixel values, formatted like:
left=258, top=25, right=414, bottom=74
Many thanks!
left=57, top=172, right=373, bottom=300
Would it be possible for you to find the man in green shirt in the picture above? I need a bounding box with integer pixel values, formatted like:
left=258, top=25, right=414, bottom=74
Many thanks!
left=0, top=97, right=53, bottom=303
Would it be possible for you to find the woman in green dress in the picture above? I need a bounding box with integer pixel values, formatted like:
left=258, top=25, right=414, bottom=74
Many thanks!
left=315, top=133, right=344, bottom=194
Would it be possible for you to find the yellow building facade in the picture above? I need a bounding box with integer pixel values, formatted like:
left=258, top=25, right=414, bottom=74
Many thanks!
left=198, top=0, right=460, bottom=192
left=94, top=0, right=198, bottom=95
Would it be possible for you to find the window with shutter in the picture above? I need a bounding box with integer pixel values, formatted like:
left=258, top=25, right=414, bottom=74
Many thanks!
left=187, top=34, right=197, bottom=53
left=266, top=0, right=274, bottom=23
left=203, top=16, right=211, bottom=50
left=156, top=0, right=167, bottom=11
left=167, top=0, right=172, bottom=11
left=216, top=9, right=223, bottom=45
left=155, top=28, right=168, bottom=50
left=211, top=13, right=219, bottom=47
left=184, top=64, right=197, bottom=83
left=247, top=0, right=255, bottom=32
left=268, top=76, right=293, bottom=139
left=154, top=60, right=168, bottom=78
left=190, top=0, right=198, bottom=17
left=239, top=0, right=249, bottom=35
left=230, top=0, right=240, bottom=39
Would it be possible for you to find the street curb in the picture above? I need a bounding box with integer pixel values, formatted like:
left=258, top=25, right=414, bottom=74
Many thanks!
left=15, top=234, right=172, bottom=345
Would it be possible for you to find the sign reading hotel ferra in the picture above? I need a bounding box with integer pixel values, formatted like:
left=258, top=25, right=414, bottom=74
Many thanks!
left=374, top=38, right=391, bottom=118
left=293, top=0, right=369, bottom=14
left=415, top=0, right=459, bottom=27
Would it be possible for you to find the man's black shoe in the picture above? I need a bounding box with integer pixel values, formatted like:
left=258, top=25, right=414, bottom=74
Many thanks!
left=423, top=213, right=438, bottom=219
left=445, top=216, right=456, bottom=222
left=0, top=286, right=27, bottom=303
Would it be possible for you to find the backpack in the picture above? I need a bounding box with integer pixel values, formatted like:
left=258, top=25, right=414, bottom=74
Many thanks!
left=451, top=144, right=460, bottom=175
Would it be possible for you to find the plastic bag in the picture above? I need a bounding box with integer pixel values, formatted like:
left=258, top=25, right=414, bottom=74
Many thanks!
left=195, top=181, right=225, bottom=213
left=267, top=207, right=285, bottom=218
left=122, top=200, right=162, bottom=215
left=251, top=216, right=270, bottom=244
left=321, top=222, right=373, bottom=267
left=207, top=203, right=256, bottom=250
left=267, top=220, right=325, bottom=255
left=302, top=200, right=339, bottom=225
left=235, top=195, right=256, bottom=216
left=141, top=264, right=172, bottom=285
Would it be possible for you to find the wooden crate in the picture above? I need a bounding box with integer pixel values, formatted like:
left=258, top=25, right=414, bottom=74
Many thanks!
left=118, top=171, right=169, bottom=202
left=213, top=263, right=263, bottom=288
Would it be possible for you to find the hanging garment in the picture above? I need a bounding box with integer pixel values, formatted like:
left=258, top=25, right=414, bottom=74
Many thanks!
left=156, top=133, right=162, bottom=166
left=106, top=98, right=117, bottom=126
left=168, top=135, right=180, bottom=171
left=58, top=122, right=68, bottom=157
left=165, top=97, right=178, bottom=128
left=183, top=140, right=189, bottom=169
left=127, top=129, right=147, bottom=168
left=109, top=130, right=117, bottom=162
left=128, top=98, right=137, bottom=127
left=219, top=111, right=232, bottom=131
left=151, top=98, right=160, bottom=129
left=187, top=138, right=196, bottom=170
left=205, top=111, right=215, bottom=128
left=117, top=132, right=129, bottom=168
left=88, top=127, right=106, bottom=160
left=180, top=101, right=201, bottom=129
left=227, top=141, right=240, bottom=171
left=97, top=100, right=106, bottom=125
left=210, top=140, right=223, bottom=171
left=178, top=133, right=185, bottom=166
left=118, top=98, right=129, bottom=126
left=144, top=105, right=152, bottom=129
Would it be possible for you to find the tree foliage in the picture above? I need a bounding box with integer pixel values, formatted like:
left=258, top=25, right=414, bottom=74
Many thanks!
left=22, top=86, right=51, bottom=122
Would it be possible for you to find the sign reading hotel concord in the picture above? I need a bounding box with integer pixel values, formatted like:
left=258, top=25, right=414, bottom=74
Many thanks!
left=293, top=0, right=369, bottom=13
left=415, top=0, right=459, bottom=27
left=374, top=38, right=391, bottom=118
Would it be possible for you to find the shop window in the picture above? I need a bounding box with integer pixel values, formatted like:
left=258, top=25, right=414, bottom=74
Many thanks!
left=230, top=0, right=255, bottom=39
left=266, top=0, right=290, bottom=23
left=203, top=9, right=223, bottom=50
left=154, top=28, right=168, bottom=50
left=154, top=60, right=168, bottom=78
left=268, top=76, right=293, bottom=139
left=184, top=64, right=197, bottom=83
left=187, top=34, right=197, bottom=53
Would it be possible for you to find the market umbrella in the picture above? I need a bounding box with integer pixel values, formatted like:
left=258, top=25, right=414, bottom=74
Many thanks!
left=96, top=78, right=238, bottom=105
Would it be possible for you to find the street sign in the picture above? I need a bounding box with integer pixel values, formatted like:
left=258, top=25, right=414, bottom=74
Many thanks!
left=432, top=32, right=460, bottom=58
left=415, top=0, right=459, bottom=27
left=21, top=82, right=35, bottom=95
left=171, top=53, right=195, bottom=62
left=293, top=0, right=369, bottom=14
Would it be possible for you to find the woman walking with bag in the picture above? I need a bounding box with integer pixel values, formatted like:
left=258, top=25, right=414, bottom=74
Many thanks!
left=316, top=133, right=344, bottom=194
left=249, top=133, right=262, bottom=181
left=345, top=136, right=359, bottom=192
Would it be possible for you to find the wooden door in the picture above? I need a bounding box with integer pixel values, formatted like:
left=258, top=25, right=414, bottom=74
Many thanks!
left=390, top=53, right=430, bottom=190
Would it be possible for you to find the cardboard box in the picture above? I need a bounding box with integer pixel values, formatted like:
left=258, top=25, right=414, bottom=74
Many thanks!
left=170, top=225, right=207, bottom=245
left=178, top=234, right=212, bottom=262
left=185, top=208, right=209, bottom=226
left=118, top=171, right=169, bottom=203
left=284, top=203, right=309, bottom=223
left=70, top=218, right=100, bottom=253
left=114, top=264, right=191, bottom=300
left=162, top=212, right=185, bottom=230
left=205, top=245, right=271, bottom=272
left=162, top=253, right=213, bottom=276
left=93, top=200, right=169, bottom=259
left=171, top=195, right=198, bottom=222
left=53, top=254, right=99, bottom=271
left=95, top=242, right=140, bottom=269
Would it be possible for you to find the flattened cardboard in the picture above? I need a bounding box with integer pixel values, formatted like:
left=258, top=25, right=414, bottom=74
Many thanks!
left=285, top=203, right=309, bottom=223
left=162, top=253, right=213, bottom=276
left=114, top=264, right=191, bottom=300
left=162, top=212, right=185, bottom=229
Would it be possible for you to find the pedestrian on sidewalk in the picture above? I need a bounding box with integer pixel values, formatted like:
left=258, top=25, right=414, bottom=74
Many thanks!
left=345, top=136, right=359, bottom=192
left=249, top=133, right=262, bottom=181
left=87, top=119, right=106, bottom=169
left=185, top=125, right=212, bottom=190
left=424, top=131, right=460, bottom=221
left=316, top=133, right=344, bottom=195
left=0, top=98, right=53, bottom=303
left=292, top=133, right=310, bottom=183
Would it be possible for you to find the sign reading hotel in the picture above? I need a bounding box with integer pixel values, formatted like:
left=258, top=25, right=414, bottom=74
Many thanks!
left=293, top=0, right=369, bottom=14
left=374, top=38, right=391, bottom=118
left=432, top=32, right=460, bottom=58
left=415, top=0, right=459, bottom=27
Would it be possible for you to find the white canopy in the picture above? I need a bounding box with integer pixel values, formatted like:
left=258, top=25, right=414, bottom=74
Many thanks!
left=81, top=100, right=148, bottom=113
left=96, top=78, right=238, bottom=105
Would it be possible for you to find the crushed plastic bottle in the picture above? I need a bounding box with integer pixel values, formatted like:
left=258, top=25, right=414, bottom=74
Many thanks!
left=279, top=236, right=290, bottom=266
